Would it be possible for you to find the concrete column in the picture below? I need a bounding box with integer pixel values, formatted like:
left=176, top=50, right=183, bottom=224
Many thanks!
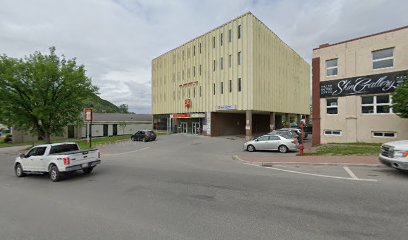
left=275, top=114, right=282, bottom=129
left=270, top=112, right=275, bottom=132
left=297, top=114, right=301, bottom=127
left=312, top=57, right=321, bottom=146
left=245, top=110, right=252, bottom=140
left=285, top=113, right=290, bottom=128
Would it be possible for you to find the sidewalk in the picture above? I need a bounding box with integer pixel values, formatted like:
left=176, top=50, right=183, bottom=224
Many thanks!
left=235, top=154, right=380, bottom=166
left=0, top=145, right=31, bottom=154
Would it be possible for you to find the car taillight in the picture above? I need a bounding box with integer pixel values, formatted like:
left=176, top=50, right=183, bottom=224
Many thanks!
left=63, top=157, right=70, bottom=165
left=291, top=140, right=297, bottom=144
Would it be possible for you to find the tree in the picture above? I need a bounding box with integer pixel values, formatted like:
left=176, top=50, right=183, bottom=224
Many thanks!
left=118, top=104, right=129, bottom=113
left=0, top=47, right=98, bottom=143
left=118, top=121, right=127, bottom=135
left=392, top=74, right=408, bottom=118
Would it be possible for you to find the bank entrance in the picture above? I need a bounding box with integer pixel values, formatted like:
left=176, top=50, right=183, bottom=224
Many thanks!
left=171, top=113, right=206, bottom=135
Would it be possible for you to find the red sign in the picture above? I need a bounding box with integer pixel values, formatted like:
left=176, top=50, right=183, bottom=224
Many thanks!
left=185, top=99, right=191, bottom=108
left=172, top=113, right=191, bottom=119
left=84, top=108, right=93, bottom=123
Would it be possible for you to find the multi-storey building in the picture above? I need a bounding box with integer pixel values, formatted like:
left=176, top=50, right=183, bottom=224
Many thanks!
left=312, top=26, right=408, bottom=145
left=152, top=12, right=310, bottom=139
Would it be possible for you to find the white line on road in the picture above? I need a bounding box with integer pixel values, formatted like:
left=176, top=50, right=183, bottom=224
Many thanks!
left=103, top=147, right=150, bottom=156
left=233, top=155, right=377, bottom=182
left=343, top=166, right=359, bottom=180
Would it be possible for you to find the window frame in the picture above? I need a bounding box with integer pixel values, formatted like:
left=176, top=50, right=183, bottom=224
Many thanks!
left=323, top=130, right=342, bottom=136
left=361, top=94, right=393, bottom=115
left=228, top=29, right=232, bottom=42
left=238, top=51, right=241, bottom=65
left=238, top=78, right=242, bottom=92
left=372, top=47, right=394, bottom=70
left=326, top=98, right=338, bottom=115
left=238, top=25, right=241, bottom=39
left=372, top=131, right=397, bottom=138
left=220, top=82, right=224, bottom=94
left=325, top=58, right=338, bottom=77
left=220, top=57, right=223, bottom=70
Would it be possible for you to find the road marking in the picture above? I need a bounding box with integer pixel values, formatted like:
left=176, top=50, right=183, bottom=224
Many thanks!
left=233, top=155, right=377, bottom=182
left=103, top=147, right=150, bottom=156
left=343, top=166, right=359, bottom=180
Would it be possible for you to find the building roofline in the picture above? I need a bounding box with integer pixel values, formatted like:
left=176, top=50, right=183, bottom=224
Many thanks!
left=152, top=12, right=253, bottom=61
left=313, top=25, right=408, bottom=51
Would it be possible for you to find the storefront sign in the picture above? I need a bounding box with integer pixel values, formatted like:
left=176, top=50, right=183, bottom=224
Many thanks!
left=83, top=108, right=93, bottom=123
left=170, top=113, right=205, bottom=119
left=216, top=105, right=236, bottom=110
left=320, top=70, right=407, bottom=98
left=185, top=99, right=191, bottom=108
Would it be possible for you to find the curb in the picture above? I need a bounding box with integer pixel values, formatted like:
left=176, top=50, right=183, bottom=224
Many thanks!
left=232, top=155, right=382, bottom=167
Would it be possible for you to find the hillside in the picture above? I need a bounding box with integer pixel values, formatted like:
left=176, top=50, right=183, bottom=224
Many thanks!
left=83, top=94, right=127, bottom=113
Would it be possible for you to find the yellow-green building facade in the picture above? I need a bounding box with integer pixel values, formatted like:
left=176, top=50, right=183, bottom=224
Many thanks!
left=152, top=12, right=310, bottom=139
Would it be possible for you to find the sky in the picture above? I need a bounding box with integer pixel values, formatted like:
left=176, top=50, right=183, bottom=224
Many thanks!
left=1, top=0, right=407, bottom=113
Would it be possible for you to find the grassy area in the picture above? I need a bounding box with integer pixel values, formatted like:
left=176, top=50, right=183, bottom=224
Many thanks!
left=76, top=135, right=132, bottom=150
left=305, top=143, right=382, bottom=156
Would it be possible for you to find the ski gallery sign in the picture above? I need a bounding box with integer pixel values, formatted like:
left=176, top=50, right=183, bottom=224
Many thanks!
left=320, top=70, right=407, bottom=98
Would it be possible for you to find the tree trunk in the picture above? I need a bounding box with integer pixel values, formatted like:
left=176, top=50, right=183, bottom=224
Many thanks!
left=44, top=132, right=51, bottom=144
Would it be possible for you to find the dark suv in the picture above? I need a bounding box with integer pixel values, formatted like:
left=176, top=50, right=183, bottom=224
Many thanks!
left=131, top=130, right=156, bottom=142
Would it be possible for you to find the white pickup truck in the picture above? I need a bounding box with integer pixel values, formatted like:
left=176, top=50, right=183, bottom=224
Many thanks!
left=14, top=142, right=101, bottom=182
left=379, top=140, right=408, bottom=171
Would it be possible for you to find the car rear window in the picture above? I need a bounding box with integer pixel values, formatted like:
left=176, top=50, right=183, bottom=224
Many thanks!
left=50, top=144, right=79, bottom=154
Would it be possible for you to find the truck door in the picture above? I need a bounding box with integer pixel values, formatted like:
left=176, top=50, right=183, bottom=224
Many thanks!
left=28, top=147, right=47, bottom=171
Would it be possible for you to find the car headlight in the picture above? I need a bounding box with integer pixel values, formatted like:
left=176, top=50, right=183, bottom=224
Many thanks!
left=394, top=150, right=408, bottom=158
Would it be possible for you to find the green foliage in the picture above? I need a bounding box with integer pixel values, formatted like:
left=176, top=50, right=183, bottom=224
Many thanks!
left=392, top=74, right=408, bottom=118
left=118, top=121, right=127, bottom=134
left=118, top=104, right=129, bottom=113
left=83, top=94, right=123, bottom=113
left=0, top=47, right=98, bottom=143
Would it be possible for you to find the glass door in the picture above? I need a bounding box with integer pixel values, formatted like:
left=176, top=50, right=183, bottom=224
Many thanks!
left=192, top=122, right=200, bottom=135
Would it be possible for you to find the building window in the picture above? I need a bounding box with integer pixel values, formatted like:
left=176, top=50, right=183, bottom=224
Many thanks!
left=372, top=131, right=397, bottom=138
left=228, top=29, right=232, bottom=42
left=193, top=46, right=195, bottom=56
left=220, top=33, right=223, bottom=46
left=213, top=60, right=216, bottom=72
left=213, top=83, right=216, bottom=95
left=199, top=43, right=202, bottom=54
left=372, top=48, right=394, bottom=69
left=238, top=51, right=241, bottom=65
left=220, top=57, right=223, bottom=70
left=326, top=98, right=338, bottom=114
left=199, top=64, right=202, bottom=76
left=193, top=66, right=196, bottom=77
left=221, top=82, right=224, bottom=94
left=238, top=25, right=241, bottom=39
left=361, top=95, right=392, bottom=114
left=229, top=80, right=232, bottom=92
left=324, top=130, right=342, bottom=136
left=199, top=86, right=202, bottom=97
left=326, top=59, right=338, bottom=76
left=213, top=36, right=215, bottom=48
left=182, top=70, right=184, bottom=80
left=193, top=87, right=196, bottom=98
left=182, top=50, right=185, bottom=60
left=238, top=78, right=242, bottom=92
left=228, top=54, right=232, bottom=68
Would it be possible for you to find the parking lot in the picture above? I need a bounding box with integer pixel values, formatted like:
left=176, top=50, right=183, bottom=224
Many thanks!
left=1, top=134, right=408, bottom=240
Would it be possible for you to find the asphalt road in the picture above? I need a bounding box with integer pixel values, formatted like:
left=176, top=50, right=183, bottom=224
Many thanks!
left=1, top=134, right=408, bottom=240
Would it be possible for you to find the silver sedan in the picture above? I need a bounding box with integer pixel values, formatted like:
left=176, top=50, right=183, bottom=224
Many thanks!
left=243, top=134, right=299, bottom=153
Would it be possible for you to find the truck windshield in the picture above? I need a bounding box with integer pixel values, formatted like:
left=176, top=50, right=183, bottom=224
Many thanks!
left=49, top=144, right=79, bottom=154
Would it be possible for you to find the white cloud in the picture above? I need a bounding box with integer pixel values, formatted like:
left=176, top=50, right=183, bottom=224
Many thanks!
left=1, top=0, right=407, bottom=113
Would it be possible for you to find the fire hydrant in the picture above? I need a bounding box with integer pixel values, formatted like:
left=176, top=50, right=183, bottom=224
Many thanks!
left=299, top=143, right=304, bottom=156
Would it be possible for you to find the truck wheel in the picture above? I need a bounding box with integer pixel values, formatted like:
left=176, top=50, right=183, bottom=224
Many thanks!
left=83, top=167, right=94, bottom=174
left=15, top=163, right=26, bottom=177
left=49, top=165, right=61, bottom=182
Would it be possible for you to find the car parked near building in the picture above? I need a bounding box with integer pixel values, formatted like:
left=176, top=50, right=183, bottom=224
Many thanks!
left=379, top=140, right=408, bottom=171
left=244, top=134, right=299, bottom=153
left=131, top=130, right=156, bottom=142
left=280, top=128, right=308, bottom=139
left=14, top=142, right=101, bottom=182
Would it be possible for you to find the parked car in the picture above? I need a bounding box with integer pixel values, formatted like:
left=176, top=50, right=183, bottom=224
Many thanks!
left=244, top=134, right=299, bottom=153
left=14, top=142, right=101, bottom=182
left=280, top=128, right=308, bottom=139
left=131, top=130, right=156, bottom=142
left=379, top=140, right=408, bottom=171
